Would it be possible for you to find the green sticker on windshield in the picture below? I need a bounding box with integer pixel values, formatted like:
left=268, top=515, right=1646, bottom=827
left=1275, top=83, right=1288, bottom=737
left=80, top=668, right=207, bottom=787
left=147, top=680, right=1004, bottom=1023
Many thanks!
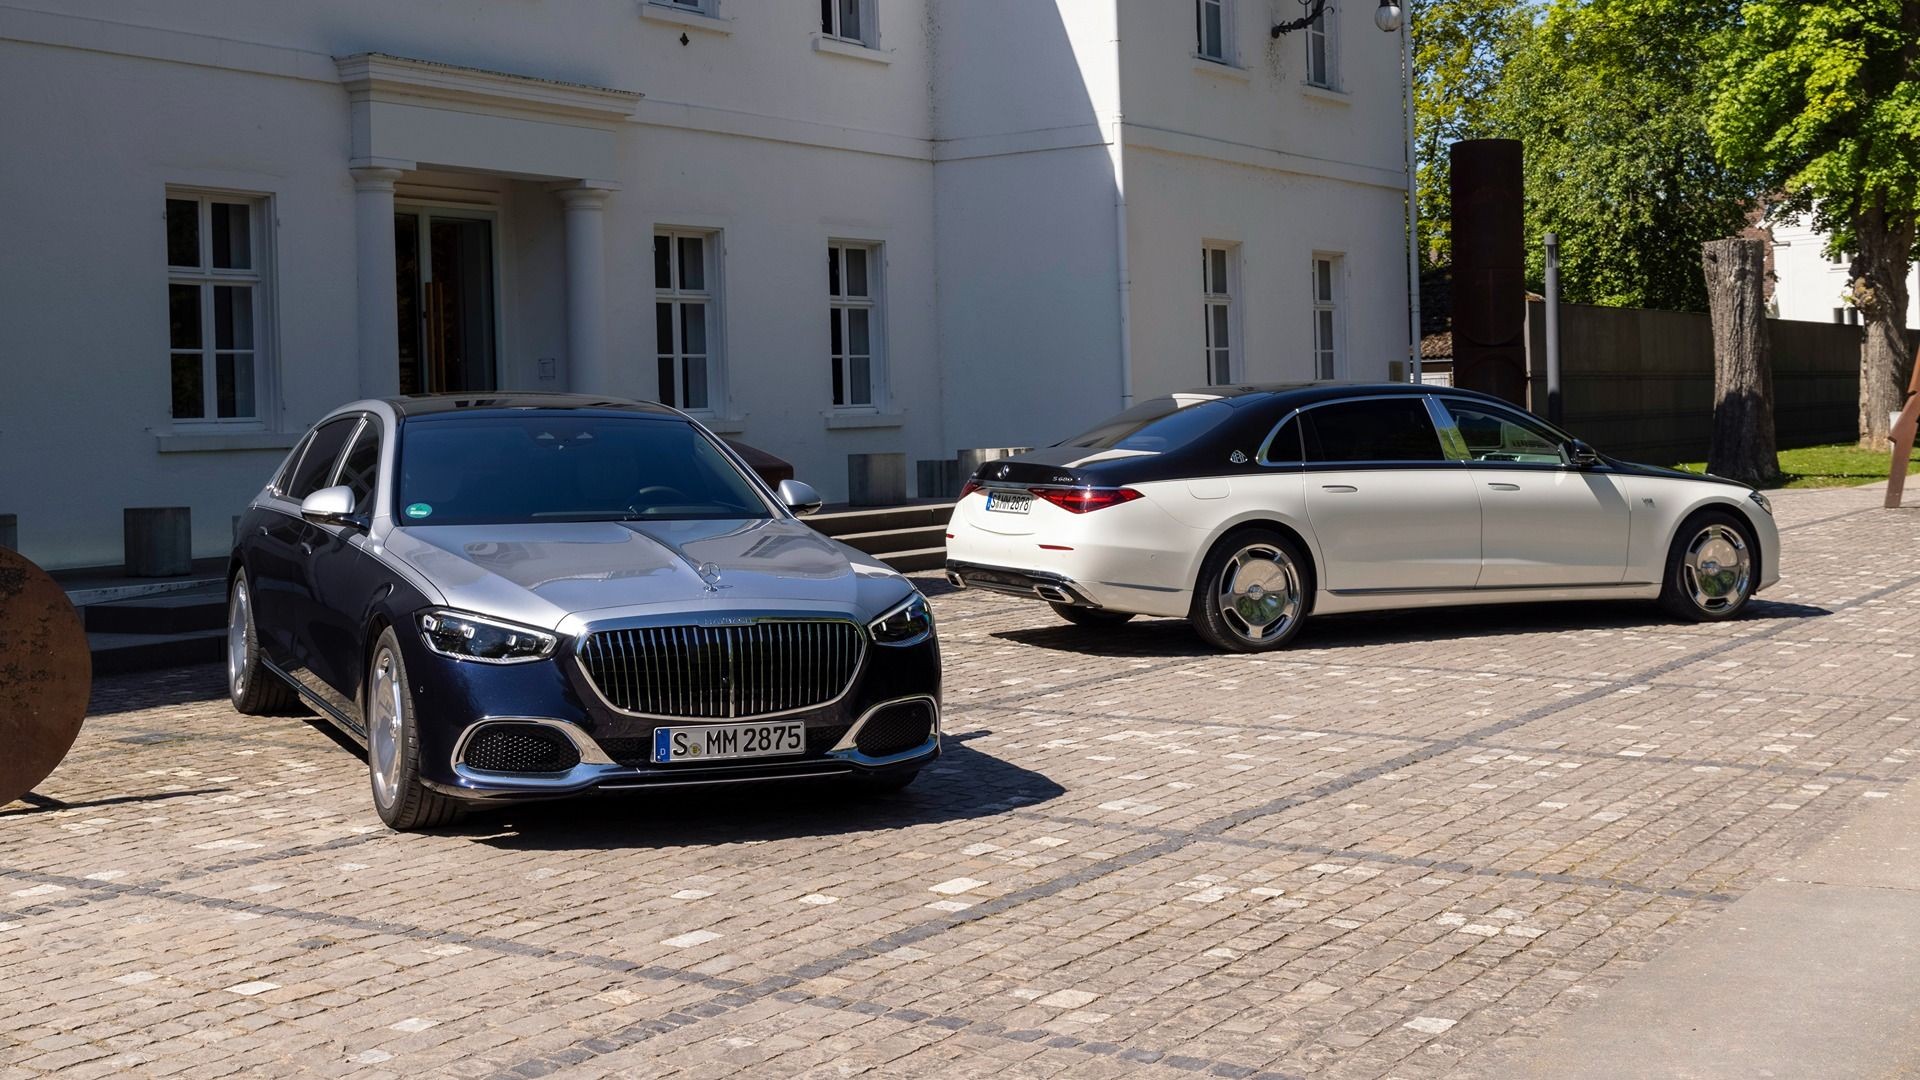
left=405, top=503, right=433, bottom=519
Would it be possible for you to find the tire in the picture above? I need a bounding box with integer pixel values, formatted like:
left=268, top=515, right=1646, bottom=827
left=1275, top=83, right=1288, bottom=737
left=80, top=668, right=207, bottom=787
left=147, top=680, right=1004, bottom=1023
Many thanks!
left=228, top=573, right=299, bottom=715
left=365, top=627, right=463, bottom=831
left=1658, top=510, right=1758, bottom=622
left=1188, top=528, right=1313, bottom=653
left=1050, top=603, right=1135, bottom=627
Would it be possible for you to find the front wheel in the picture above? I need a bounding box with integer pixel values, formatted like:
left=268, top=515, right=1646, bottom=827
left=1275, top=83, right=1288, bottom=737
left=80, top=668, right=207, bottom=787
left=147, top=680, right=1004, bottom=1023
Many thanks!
left=1188, top=529, right=1312, bottom=652
left=1659, top=511, right=1757, bottom=622
left=1050, top=603, right=1135, bottom=627
left=366, top=627, right=463, bottom=831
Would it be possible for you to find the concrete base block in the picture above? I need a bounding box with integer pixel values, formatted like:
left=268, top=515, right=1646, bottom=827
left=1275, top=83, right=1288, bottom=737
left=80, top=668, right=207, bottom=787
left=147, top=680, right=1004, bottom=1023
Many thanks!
left=916, top=459, right=960, bottom=500
left=847, top=453, right=907, bottom=507
left=0, top=514, right=15, bottom=551
left=124, top=507, right=192, bottom=578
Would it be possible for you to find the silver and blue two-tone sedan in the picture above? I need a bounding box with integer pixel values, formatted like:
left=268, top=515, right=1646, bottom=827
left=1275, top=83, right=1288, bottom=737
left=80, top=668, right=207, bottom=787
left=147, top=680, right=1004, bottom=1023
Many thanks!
left=227, top=393, right=940, bottom=830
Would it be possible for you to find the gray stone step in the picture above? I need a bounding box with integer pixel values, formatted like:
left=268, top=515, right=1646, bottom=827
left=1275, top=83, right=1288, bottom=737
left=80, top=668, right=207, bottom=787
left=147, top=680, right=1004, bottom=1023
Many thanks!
left=833, top=524, right=949, bottom=557
left=88, top=628, right=225, bottom=677
left=84, top=585, right=226, bottom=635
left=877, top=547, right=945, bottom=574
left=807, top=502, right=951, bottom=538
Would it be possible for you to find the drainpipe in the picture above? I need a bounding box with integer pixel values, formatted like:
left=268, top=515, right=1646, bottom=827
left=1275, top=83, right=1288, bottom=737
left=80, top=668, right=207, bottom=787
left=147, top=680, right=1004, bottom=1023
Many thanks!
left=1111, top=8, right=1134, bottom=407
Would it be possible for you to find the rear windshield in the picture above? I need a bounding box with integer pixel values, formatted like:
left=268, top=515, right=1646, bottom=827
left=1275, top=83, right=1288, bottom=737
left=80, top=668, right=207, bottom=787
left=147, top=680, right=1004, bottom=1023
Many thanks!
left=397, top=414, right=770, bottom=526
left=1058, top=397, right=1235, bottom=452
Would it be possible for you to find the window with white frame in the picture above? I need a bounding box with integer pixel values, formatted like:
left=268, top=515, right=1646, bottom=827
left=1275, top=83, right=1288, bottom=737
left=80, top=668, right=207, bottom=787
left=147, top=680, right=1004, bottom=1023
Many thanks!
left=654, top=229, right=719, bottom=413
left=821, top=0, right=874, bottom=45
left=1196, top=0, right=1231, bottom=62
left=1305, top=1, right=1338, bottom=88
left=653, top=0, right=712, bottom=12
left=1203, top=244, right=1237, bottom=385
left=828, top=241, right=882, bottom=408
left=167, top=192, right=268, bottom=423
left=1312, top=255, right=1342, bottom=379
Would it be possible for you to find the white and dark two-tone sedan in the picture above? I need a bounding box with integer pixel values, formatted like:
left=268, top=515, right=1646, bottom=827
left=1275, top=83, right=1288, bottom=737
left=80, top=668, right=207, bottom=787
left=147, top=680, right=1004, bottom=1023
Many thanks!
left=946, top=383, right=1779, bottom=652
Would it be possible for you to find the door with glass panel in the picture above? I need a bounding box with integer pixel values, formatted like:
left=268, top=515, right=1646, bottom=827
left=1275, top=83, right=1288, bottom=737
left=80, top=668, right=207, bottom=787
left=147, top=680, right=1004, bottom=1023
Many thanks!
left=654, top=231, right=714, bottom=412
left=394, top=210, right=497, bottom=395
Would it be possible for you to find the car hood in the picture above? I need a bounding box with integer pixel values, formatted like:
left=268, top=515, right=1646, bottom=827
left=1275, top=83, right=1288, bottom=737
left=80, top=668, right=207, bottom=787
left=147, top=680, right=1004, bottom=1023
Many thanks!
left=382, top=518, right=911, bottom=632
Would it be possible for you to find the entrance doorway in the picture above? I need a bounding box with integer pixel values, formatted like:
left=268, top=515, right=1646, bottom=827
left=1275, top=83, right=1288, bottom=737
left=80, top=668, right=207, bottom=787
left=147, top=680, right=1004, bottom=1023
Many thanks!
left=395, top=210, right=498, bottom=394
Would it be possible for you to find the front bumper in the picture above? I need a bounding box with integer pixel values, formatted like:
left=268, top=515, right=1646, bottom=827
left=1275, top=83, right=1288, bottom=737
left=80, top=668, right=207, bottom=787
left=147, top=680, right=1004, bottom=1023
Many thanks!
left=399, top=621, right=941, bottom=802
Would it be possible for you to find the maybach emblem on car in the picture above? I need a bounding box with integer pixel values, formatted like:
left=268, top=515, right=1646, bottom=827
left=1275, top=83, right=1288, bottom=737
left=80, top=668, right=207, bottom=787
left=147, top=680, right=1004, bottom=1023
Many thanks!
left=1230, top=450, right=1248, bottom=464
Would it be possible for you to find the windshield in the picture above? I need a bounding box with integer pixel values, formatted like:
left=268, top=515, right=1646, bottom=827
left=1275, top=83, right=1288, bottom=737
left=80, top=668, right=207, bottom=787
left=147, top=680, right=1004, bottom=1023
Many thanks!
left=396, top=414, right=771, bottom=526
left=1057, top=396, right=1235, bottom=452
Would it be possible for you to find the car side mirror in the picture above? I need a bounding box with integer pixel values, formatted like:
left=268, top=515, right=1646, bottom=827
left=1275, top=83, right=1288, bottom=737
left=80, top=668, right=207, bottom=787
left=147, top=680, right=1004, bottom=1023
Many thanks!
left=300, top=485, right=367, bottom=530
left=777, top=479, right=824, bottom=517
left=1565, top=439, right=1601, bottom=469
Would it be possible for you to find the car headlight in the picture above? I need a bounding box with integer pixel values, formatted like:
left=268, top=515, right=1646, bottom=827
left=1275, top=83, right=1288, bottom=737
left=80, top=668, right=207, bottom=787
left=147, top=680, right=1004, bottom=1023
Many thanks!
left=1748, top=490, right=1774, bottom=516
left=417, top=609, right=557, bottom=664
left=868, top=593, right=933, bottom=646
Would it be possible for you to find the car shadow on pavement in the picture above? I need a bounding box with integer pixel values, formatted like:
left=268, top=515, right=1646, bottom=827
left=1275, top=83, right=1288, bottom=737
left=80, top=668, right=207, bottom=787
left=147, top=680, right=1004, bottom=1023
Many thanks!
left=992, top=598, right=1832, bottom=657
left=448, top=732, right=1065, bottom=851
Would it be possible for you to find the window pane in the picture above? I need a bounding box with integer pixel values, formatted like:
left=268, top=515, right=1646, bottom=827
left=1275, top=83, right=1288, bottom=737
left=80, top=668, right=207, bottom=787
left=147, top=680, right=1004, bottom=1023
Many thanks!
left=210, top=202, right=251, bottom=270
left=1303, top=399, right=1445, bottom=462
left=1208, top=249, right=1228, bottom=294
left=845, top=247, right=868, bottom=297
left=829, top=309, right=843, bottom=356
left=169, top=284, right=202, bottom=349
left=830, top=356, right=845, bottom=407
left=654, top=235, right=671, bottom=290
left=215, top=352, right=254, bottom=418
left=680, top=302, right=706, bottom=355
left=1204, top=2, right=1224, bottom=57
left=658, top=355, right=677, bottom=406
left=849, top=355, right=871, bottom=405
left=1308, top=33, right=1328, bottom=82
left=1316, top=259, right=1333, bottom=301
left=848, top=308, right=870, bottom=355
left=821, top=0, right=833, bottom=33
left=286, top=417, right=360, bottom=499
left=337, top=425, right=381, bottom=514
left=1266, top=416, right=1303, bottom=462
left=656, top=302, right=674, bottom=356
left=1317, top=308, right=1335, bottom=351
left=827, top=247, right=841, bottom=297
left=1211, top=304, right=1229, bottom=349
left=683, top=356, right=709, bottom=411
left=214, top=285, right=253, bottom=349
left=1210, top=349, right=1230, bottom=385
left=171, top=353, right=203, bottom=419
left=839, top=0, right=861, bottom=40
left=678, top=236, right=704, bottom=292
left=1445, top=403, right=1564, bottom=463
left=166, top=198, right=199, bottom=268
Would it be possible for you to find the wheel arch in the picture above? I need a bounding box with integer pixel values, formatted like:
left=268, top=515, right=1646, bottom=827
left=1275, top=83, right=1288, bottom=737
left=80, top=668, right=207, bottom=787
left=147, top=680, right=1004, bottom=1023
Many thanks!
left=1667, top=497, right=1765, bottom=589
left=1192, top=515, right=1322, bottom=614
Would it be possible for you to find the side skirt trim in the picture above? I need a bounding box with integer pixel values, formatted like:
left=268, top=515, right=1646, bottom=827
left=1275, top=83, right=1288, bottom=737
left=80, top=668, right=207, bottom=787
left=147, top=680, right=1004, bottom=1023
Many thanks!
left=261, top=657, right=368, bottom=747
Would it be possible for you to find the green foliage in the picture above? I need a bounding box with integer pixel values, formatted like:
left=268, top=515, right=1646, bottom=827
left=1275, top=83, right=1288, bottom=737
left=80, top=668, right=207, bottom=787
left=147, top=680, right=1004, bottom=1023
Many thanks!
left=1708, top=0, right=1920, bottom=252
left=1412, top=0, right=1535, bottom=266
left=1677, top=441, right=1920, bottom=489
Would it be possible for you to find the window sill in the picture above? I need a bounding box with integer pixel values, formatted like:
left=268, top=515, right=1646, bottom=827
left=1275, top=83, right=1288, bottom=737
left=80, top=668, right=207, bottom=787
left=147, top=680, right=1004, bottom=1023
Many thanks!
left=699, top=416, right=748, bottom=435
left=1300, top=82, right=1350, bottom=104
left=155, top=431, right=302, bottom=454
left=1193, top=55, right=1251, bottom=81
left=812, top=34, right=891, bottom=64
left=639, top=3, right=733, bottom=34
left=823, top=410, right=904, bottom=430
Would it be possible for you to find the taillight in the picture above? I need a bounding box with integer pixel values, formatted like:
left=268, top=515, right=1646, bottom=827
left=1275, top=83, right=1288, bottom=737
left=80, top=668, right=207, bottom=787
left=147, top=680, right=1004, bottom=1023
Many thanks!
left=1030, top=487, right=1143, bottom=513
left=959, top=480, right=982, bottom=499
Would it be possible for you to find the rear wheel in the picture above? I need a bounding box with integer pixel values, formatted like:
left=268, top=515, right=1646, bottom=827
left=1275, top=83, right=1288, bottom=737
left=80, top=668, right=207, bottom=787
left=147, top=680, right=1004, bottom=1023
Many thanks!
left=1659, top=511, right=1757, bottom=622
left=1189, top=529, right=1311, bottom=652
left=366, top=628, right=463, bottom=831
left=1050, top=603, right=1135, bottom=627
left=227, top=574, right=298, bottom=715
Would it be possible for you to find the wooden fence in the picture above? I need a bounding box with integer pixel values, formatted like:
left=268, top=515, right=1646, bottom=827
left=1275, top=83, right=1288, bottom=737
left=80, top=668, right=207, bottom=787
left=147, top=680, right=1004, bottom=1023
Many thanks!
left=1524, top=301, right=1860, bottom=463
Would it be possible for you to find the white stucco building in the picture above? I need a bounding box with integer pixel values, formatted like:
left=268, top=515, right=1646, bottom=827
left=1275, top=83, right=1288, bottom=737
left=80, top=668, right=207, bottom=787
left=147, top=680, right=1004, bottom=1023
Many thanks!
left=0, top=0, right=1411, bottom=570
left=1771, top=215, right=1918, bottom=328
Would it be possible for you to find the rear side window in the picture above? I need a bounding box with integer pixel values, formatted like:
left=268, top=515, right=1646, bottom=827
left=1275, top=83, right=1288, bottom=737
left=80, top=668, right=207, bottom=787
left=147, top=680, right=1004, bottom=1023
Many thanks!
left=1302, top=398, right=1446, bottom=463
left=284, top=417, right=360, bottom=500
left=335, top=422, right=382, bottom=515
left=1260, top=415, right=1304, bottom=464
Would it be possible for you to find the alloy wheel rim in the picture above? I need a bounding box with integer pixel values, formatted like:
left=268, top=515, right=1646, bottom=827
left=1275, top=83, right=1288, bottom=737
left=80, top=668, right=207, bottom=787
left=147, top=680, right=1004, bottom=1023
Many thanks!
left=1216, top=544, right=1302, bottom=644
left=1682, top=524, right=1750, bottom=613
left=227, top=582, right=249, bottom=696
left=368, top=648, right=405, bottom=807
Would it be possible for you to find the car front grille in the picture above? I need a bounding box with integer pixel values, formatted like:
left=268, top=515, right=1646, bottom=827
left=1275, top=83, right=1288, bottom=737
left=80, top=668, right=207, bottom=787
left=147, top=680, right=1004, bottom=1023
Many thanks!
left=578, top=621, right=866, bottom=719
left=854, top=700, right=937, bottom=757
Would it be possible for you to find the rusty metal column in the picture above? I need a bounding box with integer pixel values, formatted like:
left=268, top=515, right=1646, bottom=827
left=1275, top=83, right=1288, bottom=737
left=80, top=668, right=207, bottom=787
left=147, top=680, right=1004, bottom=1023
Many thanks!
left=1450, top=140, right=1528, bottom=406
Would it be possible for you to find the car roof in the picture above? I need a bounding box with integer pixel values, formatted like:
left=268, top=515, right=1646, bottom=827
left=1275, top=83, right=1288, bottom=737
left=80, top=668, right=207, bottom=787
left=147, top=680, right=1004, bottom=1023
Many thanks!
left=1164, top=381, right=1519, bottom=411
left=382, top=392, right=687, bottom=421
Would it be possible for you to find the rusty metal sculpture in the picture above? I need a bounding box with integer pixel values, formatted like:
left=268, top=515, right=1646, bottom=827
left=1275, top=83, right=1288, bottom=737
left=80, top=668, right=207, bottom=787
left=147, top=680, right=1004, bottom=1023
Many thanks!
left=1885, top=342, right=1920, bottom=510
left=0, top=548, right=91, bottom=806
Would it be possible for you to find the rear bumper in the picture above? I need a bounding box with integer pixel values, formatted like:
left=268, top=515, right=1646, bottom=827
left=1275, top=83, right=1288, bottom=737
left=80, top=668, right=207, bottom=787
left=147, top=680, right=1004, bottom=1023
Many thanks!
left=944, top=560, right=1098, bottom=606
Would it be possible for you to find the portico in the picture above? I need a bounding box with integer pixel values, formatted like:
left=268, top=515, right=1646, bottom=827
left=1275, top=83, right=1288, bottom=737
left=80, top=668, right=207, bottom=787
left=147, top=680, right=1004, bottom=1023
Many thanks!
left=335, top=54, right=641, bottom=399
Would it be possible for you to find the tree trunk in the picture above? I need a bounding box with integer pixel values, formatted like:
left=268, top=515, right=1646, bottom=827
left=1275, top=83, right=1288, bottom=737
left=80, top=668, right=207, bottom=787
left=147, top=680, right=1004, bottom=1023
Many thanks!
left=1701, top=237, right=1781, bottom=487
left=1850, top=202, right=1916, bottom=452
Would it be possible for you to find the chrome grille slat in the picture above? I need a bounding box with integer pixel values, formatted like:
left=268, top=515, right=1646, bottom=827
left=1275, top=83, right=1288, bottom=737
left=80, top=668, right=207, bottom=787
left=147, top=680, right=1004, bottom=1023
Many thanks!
left=578, top=620, right=864, bottom=719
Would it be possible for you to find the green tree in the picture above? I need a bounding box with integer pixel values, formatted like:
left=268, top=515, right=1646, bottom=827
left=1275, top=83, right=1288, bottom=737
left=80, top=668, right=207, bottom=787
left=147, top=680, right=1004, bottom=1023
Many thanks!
left=1412, top=0, right=1535, bottom=266
left=1709, top=0, right=1920, bottom=450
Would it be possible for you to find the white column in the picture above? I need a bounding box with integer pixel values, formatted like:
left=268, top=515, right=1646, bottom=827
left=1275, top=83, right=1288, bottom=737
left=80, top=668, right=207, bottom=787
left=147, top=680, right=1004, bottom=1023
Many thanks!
left=351, top=166, right=404, bottom=399
left=557, top=184, right=615, bottom=396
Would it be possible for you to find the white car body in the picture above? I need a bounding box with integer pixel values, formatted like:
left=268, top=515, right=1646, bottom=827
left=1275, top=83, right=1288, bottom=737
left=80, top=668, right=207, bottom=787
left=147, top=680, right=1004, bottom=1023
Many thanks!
left=945, top=385, right=1779, bottom=623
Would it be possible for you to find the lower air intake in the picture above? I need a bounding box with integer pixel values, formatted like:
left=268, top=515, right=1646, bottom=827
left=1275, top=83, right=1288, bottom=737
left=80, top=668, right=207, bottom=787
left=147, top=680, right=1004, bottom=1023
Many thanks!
left=463, top=724, right=581, bottom=774
left=854, top=701, right=936, bottom=757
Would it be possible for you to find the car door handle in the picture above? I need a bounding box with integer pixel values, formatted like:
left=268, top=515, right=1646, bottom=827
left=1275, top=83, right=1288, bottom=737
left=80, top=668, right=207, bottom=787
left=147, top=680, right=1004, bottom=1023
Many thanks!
left=299, top=541, right=314, bottom=555
left=1487, top=482, right=1521, bottom=491
left=1321, top=484, right=1358, bottom=493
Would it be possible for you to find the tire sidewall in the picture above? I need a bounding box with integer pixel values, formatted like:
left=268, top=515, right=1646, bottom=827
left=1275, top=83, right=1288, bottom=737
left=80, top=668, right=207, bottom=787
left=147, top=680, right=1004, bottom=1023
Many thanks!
left=367, top=627, right=416, bottom=821
left=1190, top=527, right=1313, bottom=652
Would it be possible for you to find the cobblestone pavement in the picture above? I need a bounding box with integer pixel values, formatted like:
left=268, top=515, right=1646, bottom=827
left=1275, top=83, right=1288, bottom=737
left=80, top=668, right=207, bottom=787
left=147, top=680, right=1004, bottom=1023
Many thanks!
left=4, top=485, right=1917, bottom=1079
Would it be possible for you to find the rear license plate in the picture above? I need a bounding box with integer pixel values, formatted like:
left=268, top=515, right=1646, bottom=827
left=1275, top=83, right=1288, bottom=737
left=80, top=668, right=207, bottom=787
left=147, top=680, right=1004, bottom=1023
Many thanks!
left=986, top=491, right=1033, bottom=515
left=652, top=721, right=806, bottom=764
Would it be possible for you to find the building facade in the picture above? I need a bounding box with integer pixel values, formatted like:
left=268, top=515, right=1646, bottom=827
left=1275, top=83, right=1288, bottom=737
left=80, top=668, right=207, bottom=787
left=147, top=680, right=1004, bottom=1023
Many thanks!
left=1770, top=215, right=1919, bottom=328
left=0, top=0, right=1410, bottom=569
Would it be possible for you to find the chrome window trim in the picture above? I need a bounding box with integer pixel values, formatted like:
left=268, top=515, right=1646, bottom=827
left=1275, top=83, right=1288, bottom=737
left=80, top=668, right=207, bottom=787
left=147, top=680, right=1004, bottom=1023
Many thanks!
left=1254, top=407, right=1305, bottom=466
left=1253, top=392, right=1457, bottom=468
left=570, top=614, right=869, bottom=722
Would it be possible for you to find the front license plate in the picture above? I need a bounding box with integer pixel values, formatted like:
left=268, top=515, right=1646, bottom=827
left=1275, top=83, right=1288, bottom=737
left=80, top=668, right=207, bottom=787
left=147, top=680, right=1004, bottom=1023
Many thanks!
left=652, top=721, right=806, bottom=764
left=986, top=491, right=1033, bottom=515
